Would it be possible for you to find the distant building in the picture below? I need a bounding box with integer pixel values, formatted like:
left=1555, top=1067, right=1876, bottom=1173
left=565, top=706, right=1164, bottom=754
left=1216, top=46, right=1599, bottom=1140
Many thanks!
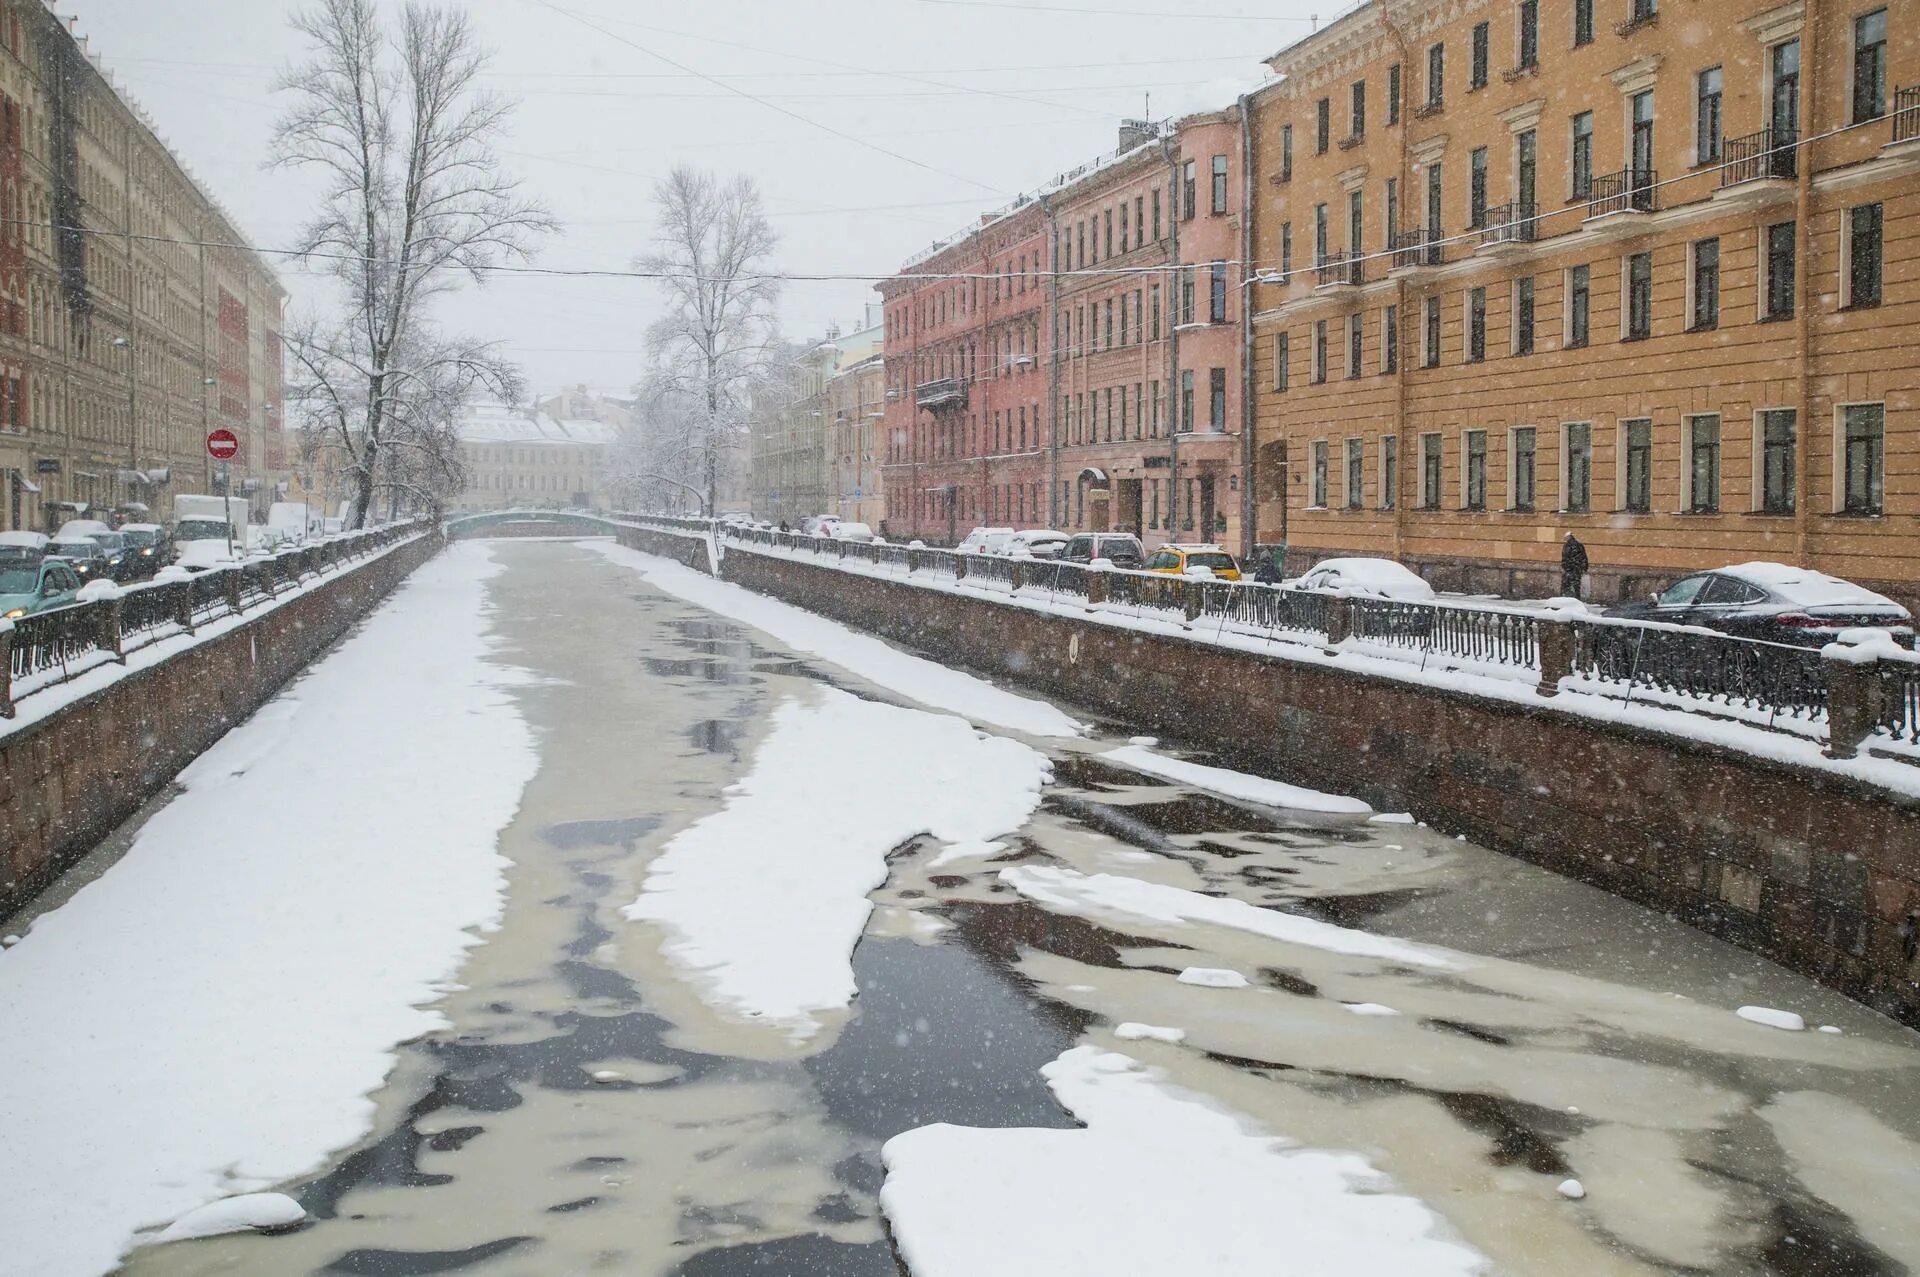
left=827, top=306, right=885, bottom=527
left=535, top=384, right=637, bottom=432
left=750, top=337, right=838, bottom=524
left=452, top=401, right=615, bottom=512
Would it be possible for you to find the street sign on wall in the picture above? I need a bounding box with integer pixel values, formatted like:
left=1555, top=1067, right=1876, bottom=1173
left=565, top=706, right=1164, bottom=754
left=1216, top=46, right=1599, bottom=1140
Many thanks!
left=206, top=429, right=240, bottom=460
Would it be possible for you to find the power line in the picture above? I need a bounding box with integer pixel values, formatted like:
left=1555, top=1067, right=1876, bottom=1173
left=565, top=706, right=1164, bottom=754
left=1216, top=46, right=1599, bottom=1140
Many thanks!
left=99, top=50, right=1261, bottom=79
left=911, top=0, right=1302, bottom=20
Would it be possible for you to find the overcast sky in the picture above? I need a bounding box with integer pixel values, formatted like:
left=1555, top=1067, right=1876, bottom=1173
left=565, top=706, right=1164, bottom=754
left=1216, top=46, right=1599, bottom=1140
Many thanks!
left=79, top=0, right=1323, bottom=397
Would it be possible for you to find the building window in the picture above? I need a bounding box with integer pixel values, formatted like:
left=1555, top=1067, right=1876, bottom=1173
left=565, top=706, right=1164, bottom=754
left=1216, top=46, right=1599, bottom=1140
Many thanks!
left=1312, top=439, right=1329, bottom=506
left=1152, top=188, right=1163, bottom=239
left=1571, top=111, right=1594, bottom=198
left=1471, top=22, right=1490, bottom=88
left=1211, top=154, right=1229, bottom=214
left=1273, top=331, right=1289, bottom=391
left=1182, top=161, right=1196, bottom=218
left=1181, top=267, right=1196, bottom=324
left=1383, top=304, right=1399, bottom=373
left=1512, top=426, right=1537, bottom=510
left=1423, top=295, right=1441, bottom=367
left=1696, top=67, right=1723, bottom=164
left=1347, top=313, right=1363, bottom=379
left=1467, top=288, right=1487, bottom=361
left=1464, top=430, right=1487, bottom=510
left=1514, top=277, right=1535, bottom=354
left=1843, top=403, right=1884, bottom=513
left=1346, top=438, right=1365, bottom=508
left=1280, top=125, right=1293, bottom=181
left=1209, top=368, right=1226, bottom=429
left=1573, top=0, right=1593, bottom=45
left=1626, top=251, right=1653, bottom=339
left=1564, top=422, right=1592, bottom=512
left=1427, top=42, right=1445, bottom=109
left=1469, top=146, right=1489, bottom=227
left=1846, top=203, right=1883, bottom=308
left=1853, top=8, right=1887, bottom=124
left=1280, top=223, right=1292, bottom=279
left=1181, top=369, right=1195, bottom=430
left=1420, top=433, right=1443, bottom=508
left=1350, top=80, right=1366, bottom=140
left=1568, top=263, right=1590, bottom=348
left=1382, top=435, right=1399, bottom=508
left=1624, top=418, right=1653, bottom=513
left=1760, top=408, right=1795, bottom=513
left=1688, top=415, right=1721, bottom=512
left=1519, top=0, right=1539, bottom=68
left=1313, top=319, right=1328, bottom=383
left=1691, top=237, right=1719, bottom=330
left=1316, top=97, right=1331, bottom=153
left=1210, top=261, right=1228, bottom=322
left=1387, top=63, right=1402, bottom=124
left=1314, top=202, right=1328, bottom=263
left=1764, top=221, right=1796, bottom=319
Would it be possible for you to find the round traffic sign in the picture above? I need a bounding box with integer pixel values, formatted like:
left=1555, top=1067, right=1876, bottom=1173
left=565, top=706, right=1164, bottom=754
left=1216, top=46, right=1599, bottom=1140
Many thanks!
left=206, top=428, right=240, bottom=460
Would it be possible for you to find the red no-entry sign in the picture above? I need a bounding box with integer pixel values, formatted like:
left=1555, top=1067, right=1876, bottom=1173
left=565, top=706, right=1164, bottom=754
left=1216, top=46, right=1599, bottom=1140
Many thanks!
left=206, top=428, right=239, bottom=460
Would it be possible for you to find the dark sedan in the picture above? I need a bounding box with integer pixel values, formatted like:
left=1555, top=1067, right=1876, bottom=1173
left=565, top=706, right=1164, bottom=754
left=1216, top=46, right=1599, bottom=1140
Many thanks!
left=1605, top=562, right=1914, bottom=648
left=47, top=537, right=112, bottom=581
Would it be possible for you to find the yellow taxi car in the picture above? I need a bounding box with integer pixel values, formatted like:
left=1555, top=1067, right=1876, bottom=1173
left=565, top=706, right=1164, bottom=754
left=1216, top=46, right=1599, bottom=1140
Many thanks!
left=1143, top=543, right=1241, bottom=581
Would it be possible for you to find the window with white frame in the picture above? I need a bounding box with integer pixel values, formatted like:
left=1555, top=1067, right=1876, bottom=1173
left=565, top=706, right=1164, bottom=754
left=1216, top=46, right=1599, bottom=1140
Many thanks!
left=1311, top=438, right=1329, bottom=506
left=1346, top=438, right=1365, bottom=508
left=1839, top=402, right=1884, bottom=514
left=1562, top=421, right=1592, bottom=512
left=1685, top=413, right=1721, bottom=513
left=1510, top=425, right=1537, bottom=510
left=1419, top=432, right=1443, bottom=507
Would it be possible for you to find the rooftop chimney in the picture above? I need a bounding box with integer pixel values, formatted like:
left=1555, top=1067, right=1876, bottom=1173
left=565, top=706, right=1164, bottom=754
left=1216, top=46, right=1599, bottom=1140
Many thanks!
left=1118, top=119, right=1157, bottom=151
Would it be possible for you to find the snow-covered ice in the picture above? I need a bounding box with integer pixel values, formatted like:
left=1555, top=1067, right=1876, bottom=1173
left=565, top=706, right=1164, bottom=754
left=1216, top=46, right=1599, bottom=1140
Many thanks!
left=151, top=1194, right=307, bottom=1244
left=0, top=544, right=538, bottom=1277
left=1370, top=812, right=1417, bottom=824
left=586, top=541, right=1082, bottom=737
left=1001, top=865, right=1461, bottom=970
left=1113, top=1022, right=1187, bottom=1043
left=1557, top=1179, right=1587, bottom=1200
left=1177, top=967, right=1251, bottom=988
left=626, top=687, right=1049, bottom=1041
left=880, top=1046, right=1487, bottom=1276
left=1344, top=1002, right=1403, bottom=1016
left=1736, top=1005, right=1807, bottom=1031
left=1100, top=744, right=1371, bottom=814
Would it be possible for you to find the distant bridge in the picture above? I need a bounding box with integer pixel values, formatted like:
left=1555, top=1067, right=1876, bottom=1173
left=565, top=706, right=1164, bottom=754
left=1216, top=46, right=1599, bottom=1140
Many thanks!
left=444, top=509, right=624, bottom=540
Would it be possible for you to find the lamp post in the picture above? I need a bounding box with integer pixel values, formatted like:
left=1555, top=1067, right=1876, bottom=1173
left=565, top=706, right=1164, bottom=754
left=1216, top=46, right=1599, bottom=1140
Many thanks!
left=112, top=334, right=136, bottom=518
left=200, top=377, right=217, bottom=495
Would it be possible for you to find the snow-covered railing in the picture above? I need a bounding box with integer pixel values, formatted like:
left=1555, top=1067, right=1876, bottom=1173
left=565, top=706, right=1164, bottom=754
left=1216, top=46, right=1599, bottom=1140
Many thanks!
left=0, top=520, right=429, bottom=717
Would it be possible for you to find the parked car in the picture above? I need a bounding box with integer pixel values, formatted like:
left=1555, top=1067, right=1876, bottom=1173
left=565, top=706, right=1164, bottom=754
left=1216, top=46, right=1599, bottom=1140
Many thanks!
left=46, top=536, right=110, bottom=580
left=830, top=522, right=877, bottom=543
left=1008, top=529, right=1069, bottom=559
left=800, top=515, right=841, bottom=538
left=1145, top=544, right=1242, bottom=581
left=956, top=526, right=1016, bottom=556
left=1057, top=532, right=1146, bottom=570
left=1605, top=562, right=1915, bottom=648
left=1290, top=557, right=1437, bottom=601
left=118, top=523, right=172, bottom=575
left=0, top=557, right=82, bottom=619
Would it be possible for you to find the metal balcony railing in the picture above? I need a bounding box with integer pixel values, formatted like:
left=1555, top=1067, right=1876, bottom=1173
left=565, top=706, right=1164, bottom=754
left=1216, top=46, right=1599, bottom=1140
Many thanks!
left=913, top=377, right=966, bottom=410
left=1389, top=227, right=1442, bottom=271
left=1587, top=167, right=1656, bottom=218
left=1721, top=127, right=1797, bottom=186
left=1480, top=201, right=1538, bottom=248
left=1893, top=85, right=1920, bottom=143
left=1314, top=251, right=1363, bottom=287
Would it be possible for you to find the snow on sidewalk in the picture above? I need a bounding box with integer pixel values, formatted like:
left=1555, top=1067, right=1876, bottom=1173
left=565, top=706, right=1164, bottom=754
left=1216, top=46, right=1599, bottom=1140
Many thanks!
left=1000, top=865, right=1460, bottom=970
left=1101, top=743, right=1371, bottom=814
left=0, top=543, right=539, bottom=1277
left=881, top=1045, right=1487, bottom=1277
left=625, top=686, right=1051, bottom=1042
left=585, top=540, right=1083, bottom=738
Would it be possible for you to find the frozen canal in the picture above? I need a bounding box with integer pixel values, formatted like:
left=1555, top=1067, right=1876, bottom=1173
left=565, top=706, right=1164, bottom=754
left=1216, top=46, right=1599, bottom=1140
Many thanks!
left=7, top=538, right=1920, bottom=1276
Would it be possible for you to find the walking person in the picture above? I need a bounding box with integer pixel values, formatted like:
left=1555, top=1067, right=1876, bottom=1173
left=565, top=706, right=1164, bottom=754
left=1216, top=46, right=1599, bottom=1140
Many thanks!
left=1560, top=531, right=1589, bottom=600
left=1254, top=550, right=1283, bottom=585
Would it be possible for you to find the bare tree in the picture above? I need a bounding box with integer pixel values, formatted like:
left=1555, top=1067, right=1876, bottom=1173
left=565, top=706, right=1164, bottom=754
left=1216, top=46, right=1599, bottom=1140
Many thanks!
left=272, top=0, right=553, bottom=526
left=638, top=167, right=781, bottom=515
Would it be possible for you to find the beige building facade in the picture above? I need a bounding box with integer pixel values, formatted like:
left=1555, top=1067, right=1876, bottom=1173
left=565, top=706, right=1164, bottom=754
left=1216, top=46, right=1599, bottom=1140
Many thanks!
left=452, top=401, right=614, bottom=513
left=1248, top=0, right=1920, bottom=603
left=0, top=2, right=287, bottom=532
left=827, top=312, right=885, bottom=527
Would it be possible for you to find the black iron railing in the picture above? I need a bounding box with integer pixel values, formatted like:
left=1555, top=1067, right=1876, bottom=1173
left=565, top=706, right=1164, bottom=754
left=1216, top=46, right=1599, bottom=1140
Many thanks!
left=1480, top=201, right=1539, bottom=248
left=1721, top=127, right=1797, bottom=186
left=1198, top=581, right=1329, bottom=635
left=1893, top=85, right=1920, bottom=143
left=1876, top=658, right=1920, bottom=745
left=1105, top=569, right=1188, bottom=615
left=1587, top=167, right=1656, bottom=218
left=1390, top=227, right=1442, bottom=270
left=1314, top=251, right=1364, bottom=287
left=1571, top=619, right=1828, bottom=721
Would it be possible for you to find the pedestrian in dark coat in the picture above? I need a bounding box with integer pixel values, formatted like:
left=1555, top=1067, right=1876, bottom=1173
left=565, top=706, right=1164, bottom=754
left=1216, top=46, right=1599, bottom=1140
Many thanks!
left=1254, top=552, right=1283, bottom=585
left=1560, top=532, right=1589, bottom=599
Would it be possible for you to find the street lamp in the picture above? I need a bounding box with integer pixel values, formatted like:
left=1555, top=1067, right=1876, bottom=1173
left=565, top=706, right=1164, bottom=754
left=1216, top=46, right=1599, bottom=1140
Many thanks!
left=111, top=335, right=136, bottom=512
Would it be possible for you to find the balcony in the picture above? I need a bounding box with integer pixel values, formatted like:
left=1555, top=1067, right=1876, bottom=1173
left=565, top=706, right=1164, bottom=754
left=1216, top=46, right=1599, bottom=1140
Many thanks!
left=1337, top=132, right=1365, bottom=152
left=1314, top=251, right=1364, bottom=289
left=914, top=378, right=967, bottom=411
left=1479, top=201, right=1539, bottom=254
left=1586, top=167, right=1656, bottom=223
left=1716, top=128, right=1796, bottom=206
left=1388, top=228, right=1442, bottom=274
left=1892, top=85, right=1920, bottom=146
left=1614, top=2, right=1657, bottom=36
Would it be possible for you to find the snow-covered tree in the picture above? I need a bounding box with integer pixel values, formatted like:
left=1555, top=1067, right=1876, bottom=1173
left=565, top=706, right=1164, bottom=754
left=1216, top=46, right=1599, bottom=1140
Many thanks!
left=637, top=167, right=782, bottom=515
left=271, top=0, right=552, bottom=526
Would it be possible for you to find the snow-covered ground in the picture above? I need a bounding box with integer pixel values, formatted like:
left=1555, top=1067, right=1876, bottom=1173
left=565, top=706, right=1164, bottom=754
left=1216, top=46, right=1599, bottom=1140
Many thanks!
left=880, top=1046, right=1488, bottom=1277
left=585, top=540, right=1083, bottom=738
left=0, top=543, right=538, bottom=1277
left=626, top=686, right=1051, bottom=1042
left=1101, top=743, right=1371, bottom=814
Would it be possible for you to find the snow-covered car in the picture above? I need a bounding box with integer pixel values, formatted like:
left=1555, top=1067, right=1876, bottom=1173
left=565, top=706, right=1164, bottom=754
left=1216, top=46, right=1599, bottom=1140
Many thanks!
left=47, top=536, right=110, bottom=579
left=956, top=526, right=1015, bottom=556
left=175, top=538, right=242, bottom=573
left=54, top=518, right=113, bottom=542
left=800, top=515, right=841, bottom=538
left=118, top=523, right=171, bottom=575
left=1606, top=562, right=1914, bottom=648
left=1008, top=529, right=1068, bottom=559
left=830, top=522, right=877, bottom=543
left=1057, top=533, right=1145, bottom=570
left=1290, top=557, right=1436, bottom=601
left=1145, top=544, right=1241, bottom=581
left=0, top=530, right=48, bottom=569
